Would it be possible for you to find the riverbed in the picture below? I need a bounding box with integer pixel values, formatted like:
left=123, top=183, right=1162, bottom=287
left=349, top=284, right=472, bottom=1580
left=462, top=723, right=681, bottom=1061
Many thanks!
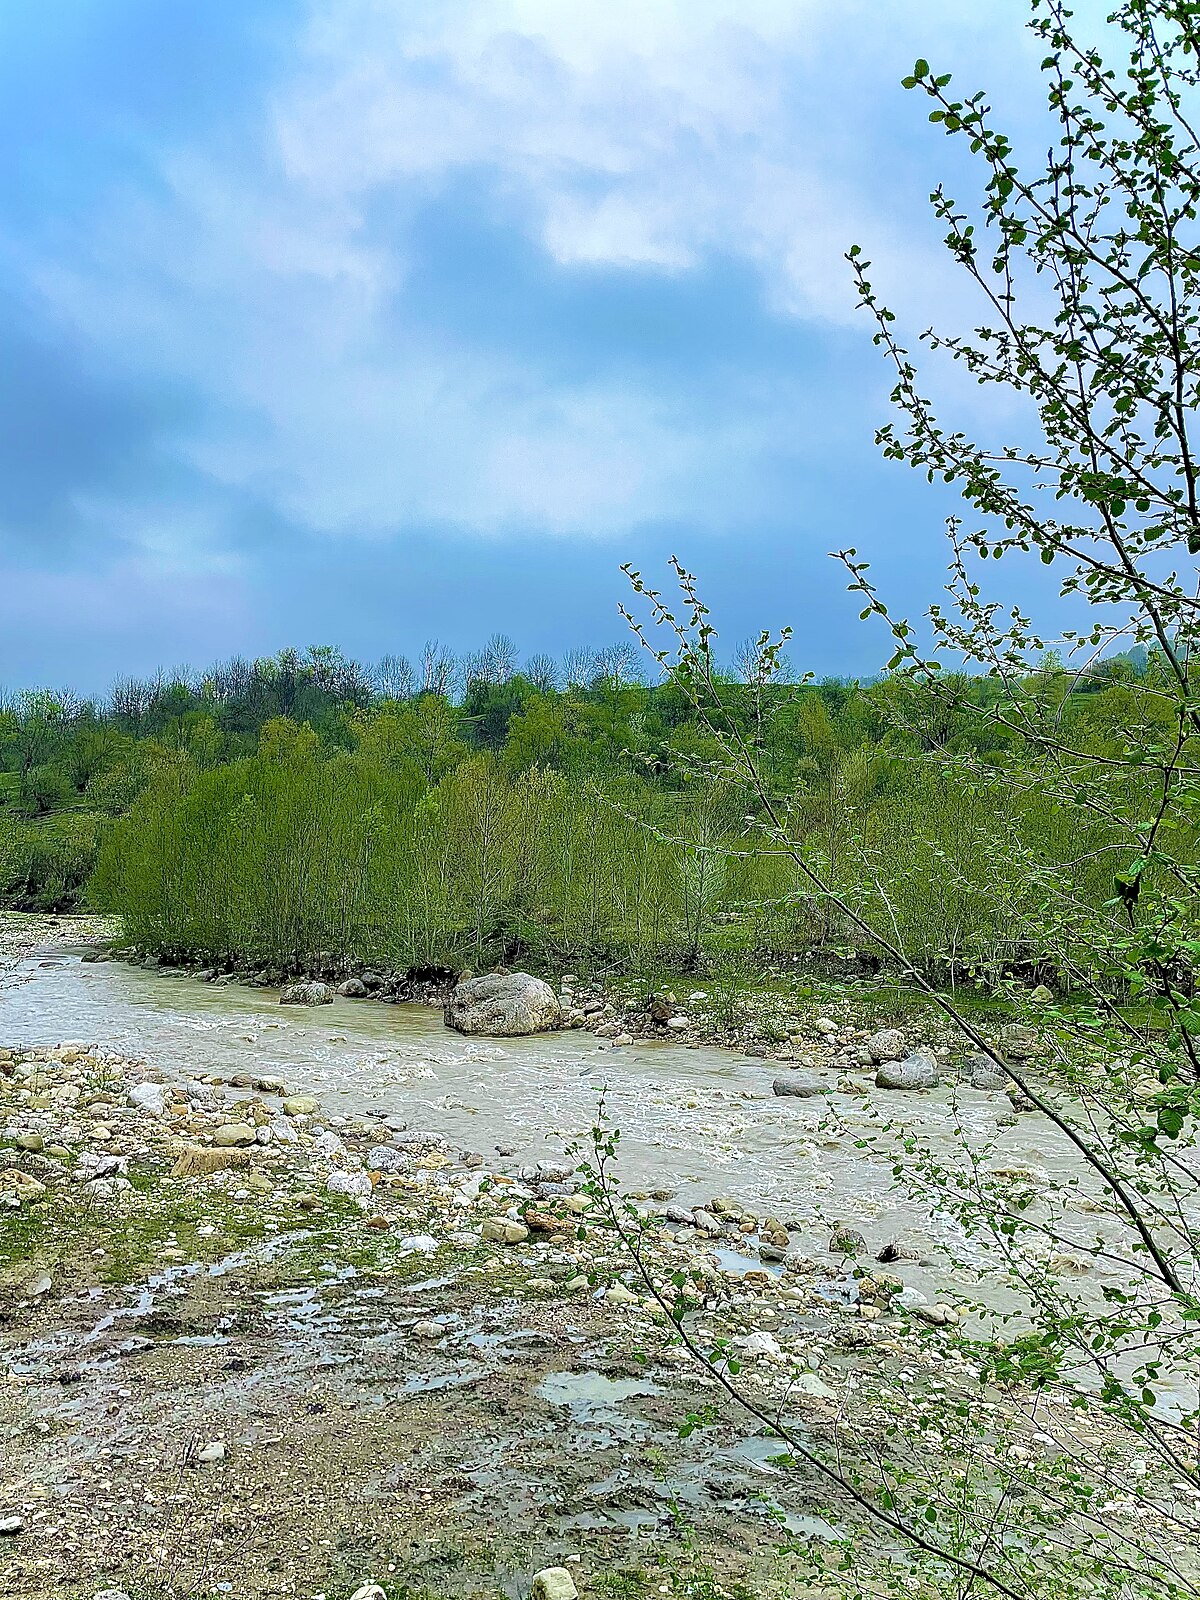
left=0, top=931, right=1081, bottom=1300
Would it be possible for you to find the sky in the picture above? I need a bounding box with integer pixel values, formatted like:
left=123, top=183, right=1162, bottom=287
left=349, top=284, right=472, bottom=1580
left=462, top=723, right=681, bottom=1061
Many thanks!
left=0, top=0, right=1081, bottom=692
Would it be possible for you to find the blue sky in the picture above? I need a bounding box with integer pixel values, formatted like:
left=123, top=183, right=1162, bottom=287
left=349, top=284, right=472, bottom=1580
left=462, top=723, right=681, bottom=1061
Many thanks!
left=0, top=0, right=1078, bottom=691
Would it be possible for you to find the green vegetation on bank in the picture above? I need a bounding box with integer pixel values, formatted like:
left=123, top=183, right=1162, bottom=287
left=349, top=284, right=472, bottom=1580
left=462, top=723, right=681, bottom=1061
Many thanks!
left=0, top=638, right=1164, bottom=979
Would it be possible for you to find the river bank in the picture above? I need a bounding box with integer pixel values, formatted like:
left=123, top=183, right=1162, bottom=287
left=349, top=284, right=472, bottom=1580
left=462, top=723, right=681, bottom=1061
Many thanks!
left=0, top=916, right=1187, bottom=1600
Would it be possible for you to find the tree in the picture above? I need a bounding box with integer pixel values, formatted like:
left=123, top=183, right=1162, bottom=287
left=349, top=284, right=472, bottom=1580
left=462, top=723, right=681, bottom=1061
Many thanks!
left=621, top=5, right=1200, bottom=1597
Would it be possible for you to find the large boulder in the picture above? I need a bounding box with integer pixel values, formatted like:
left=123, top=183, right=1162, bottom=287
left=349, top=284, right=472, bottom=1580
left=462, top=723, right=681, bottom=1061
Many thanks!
left=875, top=1050, right=939, bottom=1090
left=280, top=981, right=335, bottom=1006
left=445, top=972, right=561, bottom=1036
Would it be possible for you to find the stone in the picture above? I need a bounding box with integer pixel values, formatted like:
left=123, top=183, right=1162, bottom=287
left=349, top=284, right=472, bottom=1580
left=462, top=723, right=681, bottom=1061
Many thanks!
left=866, top=1028, right=906, bottom=1063
left=14, top=1133, right=44, bottom=1152
left=0, top=1171, right=46, bottom=1204
left=894, top=1285, right=929, bottom=1311
left=212, top=1123, right=256, bottom=1148
left=350, top=1587, right=387, bottom=1600
left=0, top=1516, right=23, bottom=1535
left=772, top=1073, right=825, bottom=1098
left=736, top=1330, right=783, bottom=1359
left=367, top=1145, right=409, bottom=1173
left=999, top=1023, right=1039, bottom=1060
left=444, top=972, right=562, bottom=1036
left=481, top=1218, right=529, bottom=1244
left=877, top=1240, right=921, bottom=1264
left=411, top=1320, right=446, bottom=1339
left=338, top=977, right=368, bottom=998
left=326, top=1169, right=373, bottom=1200
left=170, top=1144, right=246, bottom=1178
left=282, top=1095, right=319, bottom=1116
left=93, top=1590, right=135, bottom=1600
left=875, top=1051, right=939, bottom=1090
left=280, top=981, right=335, bottom=1006
left=531, top=1570, right=578, bottom=1600
left=967, top=1055, right=1008, bottom=1091
left=605, top=1283, right=639, bottom=1305
left=666, top=1015, right=689, bottom=1031
left=829, top=1225, right=867, bottom=1256
left=195, top=1440, right=226, bottom=1464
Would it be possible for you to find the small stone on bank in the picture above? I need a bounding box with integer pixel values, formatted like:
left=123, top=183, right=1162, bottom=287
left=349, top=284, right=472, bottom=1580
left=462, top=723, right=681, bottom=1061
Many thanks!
left=531, top=1568, right=579, bottom=1600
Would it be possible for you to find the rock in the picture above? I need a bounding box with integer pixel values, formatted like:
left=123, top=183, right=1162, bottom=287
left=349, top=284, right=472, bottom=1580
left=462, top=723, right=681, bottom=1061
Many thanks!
left=0, top=1516, right=23, bottom=1535
left=829, top=1225, right=867, bottom=1256
left=605, top=1283, right=639, bottom=1305
left=282, top=1095, right=319, bottom=1116
left=867, top=1027, right=906, bottom=1063
left=93, top=1590, right=135, bottom=1600
left=411, top=1320, right=446, bottom=1340
left=647, top=996, right=673, bottom=1023
left=894, top=1285, right=929, bottom=1311
left=14, top=1133, right=44, bottom=1152
left=999, top=1023, right=1039, bottom=1059
left=0, top=1171, right=46, bottom=1204
left=875, top=1051, right=939, bottom=1090
left=444, top=972, right=562, bottom=1036
left=531, top=1570, right=578, bottom=1600
left=24, top=1274, right=53, bottom=1299
left=966, top=1055, right=1008, bottom=1091
left=736, top=1330, right=783, bottom=1360
left=256, top=1074, right=286, bottom=1093
left=195, top=1440, right=226, bottom=1464
left=280, top=981, right=335, bottom=1006
left=367, top=1145, right=409, bottom=1173
left=877, top=1240, right=921, bottom=1263
left=772, top=1073, right=825, bottom=1098
left=349, top=1587, right=387, bottom=1600
left=1030, top=984, right=1054, bottom=1004
left=338, top=978, right=368, bottom=998
left=481, top=1218, right=529, bottom=1244
left=212, top=1123, right=256, bottom=1148
left=666, top=1015, right=689, bottom=1031
left=326, top=1169, right=373, bottom=1200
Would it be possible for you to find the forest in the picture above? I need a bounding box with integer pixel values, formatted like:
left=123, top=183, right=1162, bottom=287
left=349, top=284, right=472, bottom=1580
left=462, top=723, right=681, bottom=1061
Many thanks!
left=0, top=635, right=1160, bottom=985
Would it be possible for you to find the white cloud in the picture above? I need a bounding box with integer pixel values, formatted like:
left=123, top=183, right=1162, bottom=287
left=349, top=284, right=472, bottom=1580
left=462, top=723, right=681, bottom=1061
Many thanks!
left=19, top=0, right=1031, bottom=551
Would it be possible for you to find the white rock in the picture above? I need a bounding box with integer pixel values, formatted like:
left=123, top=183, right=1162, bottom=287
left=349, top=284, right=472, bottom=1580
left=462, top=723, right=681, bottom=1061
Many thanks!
left=326, top=1169, right=373, bottom=1200
left=195, top=1441, right=226, bottom=1464
left=531, top=1568, right=579, bottom=1600
left=735, top=1331, right=783, bottom=1360
left=128, top=1082, right=168, bottom=1117
left=350, top=1587, right=386, bottom=1600
left=605, top=1283, right=639, bottom=1305
left=666, top=1015, right=689, bottom=1031
left=0, top=1515, right=23, bottom=1535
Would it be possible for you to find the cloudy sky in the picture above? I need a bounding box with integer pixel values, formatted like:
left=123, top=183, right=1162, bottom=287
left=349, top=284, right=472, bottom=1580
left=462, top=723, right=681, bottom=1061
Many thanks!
left=1, top=0, right=1070, bottom=691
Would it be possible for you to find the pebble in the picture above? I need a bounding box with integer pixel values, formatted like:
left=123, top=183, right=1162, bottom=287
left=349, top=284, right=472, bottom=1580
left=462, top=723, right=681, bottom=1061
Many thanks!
left=349, top=1587, right=387, bottom=1600
left=282, top=1095, right=319, bottom=1116
left=195, top=1441, right=226, bottom=1464
left=0, top=1516, right=22, bottom=1535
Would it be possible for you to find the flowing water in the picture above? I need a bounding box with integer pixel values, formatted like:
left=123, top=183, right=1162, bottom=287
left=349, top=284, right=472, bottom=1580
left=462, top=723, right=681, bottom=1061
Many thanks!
left=0, top=944, right=1117, bottom=1297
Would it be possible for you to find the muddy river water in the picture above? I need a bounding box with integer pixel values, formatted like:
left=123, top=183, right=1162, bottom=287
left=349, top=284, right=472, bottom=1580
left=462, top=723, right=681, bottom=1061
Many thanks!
left=1, top=943, right=1114, bottom=1301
